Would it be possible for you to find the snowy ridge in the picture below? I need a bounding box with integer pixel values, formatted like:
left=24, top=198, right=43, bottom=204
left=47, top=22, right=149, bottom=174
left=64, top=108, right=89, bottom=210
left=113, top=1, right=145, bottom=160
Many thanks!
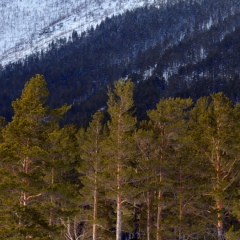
left=0, top=0, right=166, bottom=66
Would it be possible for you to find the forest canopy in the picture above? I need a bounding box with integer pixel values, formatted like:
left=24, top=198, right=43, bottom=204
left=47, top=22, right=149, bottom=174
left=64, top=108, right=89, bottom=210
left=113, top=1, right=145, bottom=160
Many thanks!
left=0, top=74, right=240, bottom=240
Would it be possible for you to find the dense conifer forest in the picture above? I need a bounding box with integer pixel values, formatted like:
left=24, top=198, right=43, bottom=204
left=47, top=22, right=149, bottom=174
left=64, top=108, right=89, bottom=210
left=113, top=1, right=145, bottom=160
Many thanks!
left=0, top=74, right=239, bottom=239
left=1, top=1, right=240, bottom=239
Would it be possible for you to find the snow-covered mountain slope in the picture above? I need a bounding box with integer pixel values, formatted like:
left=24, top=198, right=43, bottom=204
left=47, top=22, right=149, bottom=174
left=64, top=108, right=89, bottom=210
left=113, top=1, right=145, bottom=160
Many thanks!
left=0, top=0, right=166, bottom=66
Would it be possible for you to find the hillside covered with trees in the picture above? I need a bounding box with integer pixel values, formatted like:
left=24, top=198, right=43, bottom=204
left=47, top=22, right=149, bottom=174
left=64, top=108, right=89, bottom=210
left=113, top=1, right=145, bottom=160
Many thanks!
left=2, top=0, right=240, bottom=127
left=0, top=74, right=239, bottom=239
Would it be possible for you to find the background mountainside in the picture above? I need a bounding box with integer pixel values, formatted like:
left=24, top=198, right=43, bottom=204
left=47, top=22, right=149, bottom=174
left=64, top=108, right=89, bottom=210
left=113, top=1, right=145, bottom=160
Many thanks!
left=1, top=0, right=240, bottom=126
left=0, top=0, right=157, bottom=66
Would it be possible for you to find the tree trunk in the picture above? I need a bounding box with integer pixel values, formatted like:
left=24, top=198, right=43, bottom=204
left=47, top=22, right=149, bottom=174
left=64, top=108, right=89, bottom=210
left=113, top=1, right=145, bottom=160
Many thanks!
left=216, top=199, right=224, bottom=240
left=147, top=191, right=151, bottom=240
left=217, top=210, right=224, bottom=240
left=215, top=149, right=224, bottom=240
left=156, top=190, right=163, bottom=240
left=116, top=113, right=122, bottom=240
left=93, top=174, right=98, bottom=240
left=21, top=156, right=29, bottom=207
left=156, top=171, right=163, bottom=240
left=178, top=167, right=183, bottom=240
left=49, top=167, right=54, bottom=226
left=179, top=197, right=183, bottom=240
left=116, top=192, right=122, bottom=240
left=93, top=118, right=101, bottom=240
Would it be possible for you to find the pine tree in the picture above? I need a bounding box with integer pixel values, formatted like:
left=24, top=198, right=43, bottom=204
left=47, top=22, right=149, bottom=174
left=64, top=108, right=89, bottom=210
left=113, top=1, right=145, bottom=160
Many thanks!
left=148, top=97, right=193, bottom=240
left=189, top=93, right=240, bottom=239
left=78, top=110, right=105, bottom=239
left=166, top=132, right=207, bottom=239
left=0, top=116, right=17, bottom=238
left=134, top=121, right=158, bottom=240
left=46, top=124, right=80, bottom=239
left=0, top=74, right=70, bottom=238
left=103, top=79, right=137, bottom=240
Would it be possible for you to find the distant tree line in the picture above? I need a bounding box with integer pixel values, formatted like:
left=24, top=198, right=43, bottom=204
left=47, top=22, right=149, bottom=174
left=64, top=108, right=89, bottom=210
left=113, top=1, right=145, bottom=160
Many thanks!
left=0, top=74, right=240, bottom=239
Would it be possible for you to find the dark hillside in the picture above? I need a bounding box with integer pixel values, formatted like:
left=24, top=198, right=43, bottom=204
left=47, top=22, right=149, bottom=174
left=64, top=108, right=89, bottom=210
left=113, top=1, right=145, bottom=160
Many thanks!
left=1, top=0, right=240, bottom=126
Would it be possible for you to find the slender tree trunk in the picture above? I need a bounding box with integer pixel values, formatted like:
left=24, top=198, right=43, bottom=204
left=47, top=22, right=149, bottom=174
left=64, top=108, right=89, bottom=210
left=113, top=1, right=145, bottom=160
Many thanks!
left=156, top=171, right=163, bottom=240
left=116, top=191, right=122, bottom=240
left=116, top=157, right=122, bottom=240
left=116, top=115, right=122, bottom=240
left=49, top=167, right=54, bottom=226
left=156, top=190, right=163, bottom=240
left=74, top=217, right=79, bottom=240
left=93, top=121, right=101, bottom=240
left=179, top=167, right=183, bottom=240
left=156, top=170, right=163, bottom=240
left=21, top=140, right=30, bottom=207
left=21, top=156, right=29, bottom=206
left=179, top=197, right=183, bottom=240
left=147, top=191, right=151, bottom=240
left=156, top=132, right=166, bottom=240
left=215, top=149, right=224, bottom=240
left=216, top=199, right=224, bottom=240
left=93, top=173, right=98, bottom=240
left=216, top=169, right=224, bottom=240
left=21, top=191, right=28, bottom=206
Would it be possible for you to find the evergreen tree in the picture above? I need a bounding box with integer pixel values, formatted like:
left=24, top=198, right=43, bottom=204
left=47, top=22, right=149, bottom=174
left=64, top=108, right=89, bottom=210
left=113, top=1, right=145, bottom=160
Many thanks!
left=102, top=79, right=137, bottom=240
left=148, top=97, right=193, bottom=240
left=166, top=128, right=207, bottom=239
left=0, top=74, right=70, bottom=239
left=134, top=121, right=158, bottom=240
left=78, top=110, right=106, bottom=239
left=189, top=93, right=240, bottom=239
left=46, top=124, right=80, bottom=239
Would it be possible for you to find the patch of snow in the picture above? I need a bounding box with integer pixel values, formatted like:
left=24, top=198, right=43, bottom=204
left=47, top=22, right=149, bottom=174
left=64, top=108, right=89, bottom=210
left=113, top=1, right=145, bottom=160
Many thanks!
left=206, top=16, right=213, bottom=29
left=0, top=0, right=162, bottom=66
left=200, top=46, right=206, bottom=60
left=143, top=63, right=157, bottom=80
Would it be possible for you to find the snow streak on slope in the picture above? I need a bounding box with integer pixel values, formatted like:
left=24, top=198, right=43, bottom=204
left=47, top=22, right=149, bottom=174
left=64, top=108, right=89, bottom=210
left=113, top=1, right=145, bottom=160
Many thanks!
left=0, top=0, right=163, bottom=66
